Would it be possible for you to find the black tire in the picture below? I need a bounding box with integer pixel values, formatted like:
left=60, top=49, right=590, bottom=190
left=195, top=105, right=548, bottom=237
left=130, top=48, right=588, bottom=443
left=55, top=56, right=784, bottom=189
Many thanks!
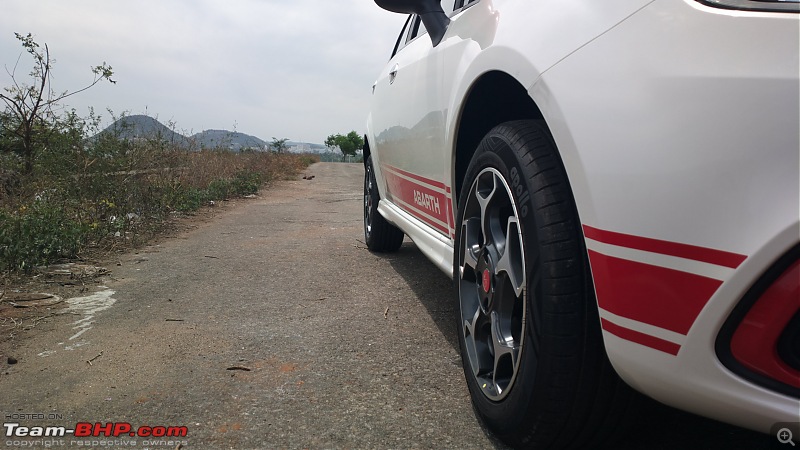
left=454, top=120, right=638, bottom=449
left=364, top=155, right=404, bottom=252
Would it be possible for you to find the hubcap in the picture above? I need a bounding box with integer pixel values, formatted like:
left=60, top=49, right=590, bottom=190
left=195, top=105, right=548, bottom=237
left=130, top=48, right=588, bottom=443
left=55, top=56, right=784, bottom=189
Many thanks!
left=476, top=251, right=496, bottom=313
left=458, top=167, right=527, bottom=401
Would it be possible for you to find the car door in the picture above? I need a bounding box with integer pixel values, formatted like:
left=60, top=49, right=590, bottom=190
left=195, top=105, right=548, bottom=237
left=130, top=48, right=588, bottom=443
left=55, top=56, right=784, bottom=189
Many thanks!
left=370, top=9, right=453, bottom=239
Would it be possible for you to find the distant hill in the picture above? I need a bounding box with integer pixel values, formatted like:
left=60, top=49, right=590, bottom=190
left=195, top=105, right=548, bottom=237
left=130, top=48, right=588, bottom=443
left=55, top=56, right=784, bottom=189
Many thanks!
left=95, top=115, right=325, bottom=152
left=98, top=115, right=190, bottom=147
left=190, top=130, right=267, bottom=151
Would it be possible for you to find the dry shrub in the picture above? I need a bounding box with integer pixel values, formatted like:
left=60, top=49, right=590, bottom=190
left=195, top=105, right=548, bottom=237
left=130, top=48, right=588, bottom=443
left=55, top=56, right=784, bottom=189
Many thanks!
left=0, top=140, right=318, bottom=272
left=179, top=150, right=313, bottom=188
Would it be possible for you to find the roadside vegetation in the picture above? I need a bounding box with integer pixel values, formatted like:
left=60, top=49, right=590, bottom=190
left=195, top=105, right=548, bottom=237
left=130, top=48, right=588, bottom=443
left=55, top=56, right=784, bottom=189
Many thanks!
left=0, top=34, right=316, bottom=273
left=325, top=131, right=364, bottom=162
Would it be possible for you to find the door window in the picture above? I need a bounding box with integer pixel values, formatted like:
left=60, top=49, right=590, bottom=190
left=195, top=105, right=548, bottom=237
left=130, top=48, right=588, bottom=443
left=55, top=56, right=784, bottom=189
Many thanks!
left=453, top=0, right=478, bottom=12
left=391, top=0, right=478, bottom=58
left=390, top=15, right=412, bottom=58
left=407, top=15, right=424, bottom=42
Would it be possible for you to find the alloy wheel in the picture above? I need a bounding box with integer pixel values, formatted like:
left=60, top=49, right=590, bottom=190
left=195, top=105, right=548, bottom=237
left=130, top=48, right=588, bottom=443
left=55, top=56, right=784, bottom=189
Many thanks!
left=458, top=167, right=527, bottom=401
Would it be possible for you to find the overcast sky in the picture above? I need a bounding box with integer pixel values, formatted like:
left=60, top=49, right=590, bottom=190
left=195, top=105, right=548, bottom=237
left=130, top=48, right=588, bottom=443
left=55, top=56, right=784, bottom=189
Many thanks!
left=0, top=1, right=407, bottom=144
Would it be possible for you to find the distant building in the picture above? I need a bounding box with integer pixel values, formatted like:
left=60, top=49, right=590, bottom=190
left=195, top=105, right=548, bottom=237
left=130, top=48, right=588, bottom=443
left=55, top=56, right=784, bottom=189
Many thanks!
left=289, top=143, right=312, bottom=153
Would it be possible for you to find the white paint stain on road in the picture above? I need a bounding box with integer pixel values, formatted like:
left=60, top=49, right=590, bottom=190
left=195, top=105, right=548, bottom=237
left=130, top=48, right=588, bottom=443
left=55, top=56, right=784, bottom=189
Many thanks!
left=66, top=287, right=117, bottom=341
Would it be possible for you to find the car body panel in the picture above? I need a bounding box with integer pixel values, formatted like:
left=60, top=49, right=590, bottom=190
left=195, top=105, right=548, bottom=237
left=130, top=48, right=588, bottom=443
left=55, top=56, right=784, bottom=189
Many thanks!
left=366, top=0, right=800, bottom=433
left=528, top=0, right=800, bottom=431
left=369, top=0, right=657, bottom=243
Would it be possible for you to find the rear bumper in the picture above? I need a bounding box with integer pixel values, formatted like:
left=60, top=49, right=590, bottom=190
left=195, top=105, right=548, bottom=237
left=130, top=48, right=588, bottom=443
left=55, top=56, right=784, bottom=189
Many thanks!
left=717, top=247, right=800, bottom=399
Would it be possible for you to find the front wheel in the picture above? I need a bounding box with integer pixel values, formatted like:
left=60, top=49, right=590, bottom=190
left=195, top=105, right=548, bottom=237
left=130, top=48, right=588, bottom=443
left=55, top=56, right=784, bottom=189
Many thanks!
left=454, top=121, right=638, bottom=449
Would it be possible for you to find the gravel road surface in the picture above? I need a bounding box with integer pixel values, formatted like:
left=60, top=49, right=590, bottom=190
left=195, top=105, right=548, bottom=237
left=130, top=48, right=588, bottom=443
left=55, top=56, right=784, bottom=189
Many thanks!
left=1, top=163, right=770, bottom=449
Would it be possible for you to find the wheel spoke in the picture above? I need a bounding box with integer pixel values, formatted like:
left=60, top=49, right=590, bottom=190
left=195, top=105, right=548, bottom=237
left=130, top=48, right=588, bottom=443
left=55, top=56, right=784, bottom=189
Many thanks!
left=490, top=311, right=519, bottom=395
left=463, top=301, right=491, bottom=378
left=475, top=172, right=497, bottom=248
left=491, top=311, right=516, bottom=354
left=464, top=306, right=480, bottom=377
left=496, top=216, right=525, bottom=297
left=460, top=217, right=481, bottom=273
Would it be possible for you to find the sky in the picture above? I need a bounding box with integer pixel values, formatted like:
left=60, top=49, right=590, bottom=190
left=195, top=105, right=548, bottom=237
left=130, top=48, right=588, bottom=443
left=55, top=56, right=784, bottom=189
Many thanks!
left=0, top=1, right=407, bottom=144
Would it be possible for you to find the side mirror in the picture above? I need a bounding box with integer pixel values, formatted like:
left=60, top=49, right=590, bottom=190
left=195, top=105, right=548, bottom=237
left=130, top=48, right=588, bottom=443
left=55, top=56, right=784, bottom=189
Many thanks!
left=374, top=0, right=450, bottom=47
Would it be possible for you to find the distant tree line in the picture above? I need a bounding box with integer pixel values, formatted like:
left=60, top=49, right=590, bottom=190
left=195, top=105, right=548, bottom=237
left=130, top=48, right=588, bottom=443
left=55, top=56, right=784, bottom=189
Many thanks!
left=325, top=131, right=363, bottom=162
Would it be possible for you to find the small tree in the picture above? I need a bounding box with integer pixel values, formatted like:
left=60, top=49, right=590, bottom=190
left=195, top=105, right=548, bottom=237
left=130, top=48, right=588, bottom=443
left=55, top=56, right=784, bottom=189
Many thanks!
left=325, top=131, right=363, bottom=162
left=270, top=137, right=289, bottom=153
left=0, top=33, right=114, bottom=174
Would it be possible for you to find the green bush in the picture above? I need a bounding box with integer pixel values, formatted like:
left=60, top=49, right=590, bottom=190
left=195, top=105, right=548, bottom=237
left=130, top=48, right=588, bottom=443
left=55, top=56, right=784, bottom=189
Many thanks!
left=0, top=202, right=87, bottom=272
left=231, top=171, right=263, bottom=196
left=169, top=170, right=263, bottom=212
left=172, top=187, right=208, bottom=212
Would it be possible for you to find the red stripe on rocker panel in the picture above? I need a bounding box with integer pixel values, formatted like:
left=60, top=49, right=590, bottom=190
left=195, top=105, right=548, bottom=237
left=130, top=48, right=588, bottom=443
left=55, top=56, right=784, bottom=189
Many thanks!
left=384, top=164, right=448, bottom=191
left=583, top=225, right=746, bottom=269
left=601, top=318, right=681, bottom=356
left=588, top=250, right=723, bottom=335
left=383, top=168, right=450, bottom=235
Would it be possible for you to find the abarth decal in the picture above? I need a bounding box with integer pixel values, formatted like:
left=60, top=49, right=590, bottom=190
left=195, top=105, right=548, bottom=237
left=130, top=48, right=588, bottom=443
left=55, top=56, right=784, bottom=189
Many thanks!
left=382, top=164, right=455, bottom=238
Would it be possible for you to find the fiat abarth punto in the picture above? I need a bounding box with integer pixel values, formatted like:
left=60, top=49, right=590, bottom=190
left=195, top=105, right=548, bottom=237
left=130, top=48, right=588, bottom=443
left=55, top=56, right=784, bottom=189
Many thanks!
left=362, top=0, right=799, bottom=448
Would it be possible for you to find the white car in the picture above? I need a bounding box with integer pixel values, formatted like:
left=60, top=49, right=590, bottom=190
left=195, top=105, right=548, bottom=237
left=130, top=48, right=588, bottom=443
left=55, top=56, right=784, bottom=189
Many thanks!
left=363, top=0, right=799, bottom=448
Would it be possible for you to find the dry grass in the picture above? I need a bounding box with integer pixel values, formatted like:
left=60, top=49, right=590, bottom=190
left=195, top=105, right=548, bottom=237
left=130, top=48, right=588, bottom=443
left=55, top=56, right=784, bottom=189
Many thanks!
left=181, top=150, right=315, bottom=188
left=0, top=139, right=318, bottom=272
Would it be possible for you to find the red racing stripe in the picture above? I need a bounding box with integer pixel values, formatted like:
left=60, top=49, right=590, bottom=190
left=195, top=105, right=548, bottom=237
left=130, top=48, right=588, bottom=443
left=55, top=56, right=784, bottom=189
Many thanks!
left=588, top=250, right=723, bottom=335
left=601, top=318, right=681, bottom=356
left=583, top=225, right=746, bottom=269
left=383, top=164, right=448, bottom=191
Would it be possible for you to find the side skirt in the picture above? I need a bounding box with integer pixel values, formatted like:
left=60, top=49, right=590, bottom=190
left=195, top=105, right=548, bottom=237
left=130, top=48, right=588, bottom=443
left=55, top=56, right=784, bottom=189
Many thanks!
left=378, top=199, right=454, bottom=278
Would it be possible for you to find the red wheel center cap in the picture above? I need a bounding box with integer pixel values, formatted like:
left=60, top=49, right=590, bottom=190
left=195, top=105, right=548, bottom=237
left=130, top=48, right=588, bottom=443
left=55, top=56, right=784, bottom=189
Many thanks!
left=482, top=269, right=491, bottom=293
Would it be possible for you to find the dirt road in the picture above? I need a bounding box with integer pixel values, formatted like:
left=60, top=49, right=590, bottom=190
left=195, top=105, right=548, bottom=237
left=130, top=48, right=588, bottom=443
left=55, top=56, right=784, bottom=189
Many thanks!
left=1, top=163, right=768, bottom=449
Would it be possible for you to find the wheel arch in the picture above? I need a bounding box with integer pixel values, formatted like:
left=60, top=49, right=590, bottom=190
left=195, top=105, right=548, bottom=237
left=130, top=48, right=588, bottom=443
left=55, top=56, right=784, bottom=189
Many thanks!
left=451, top=71, right=543, bottom=201
left=450, top=71, right=614, bottom=364
left=362, top=134, right=371, bottom=168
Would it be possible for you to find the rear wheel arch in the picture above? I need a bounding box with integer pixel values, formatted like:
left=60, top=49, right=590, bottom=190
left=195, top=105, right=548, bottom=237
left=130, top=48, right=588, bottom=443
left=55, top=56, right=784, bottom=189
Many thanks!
left=362, top=135, right=372, bottom=168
